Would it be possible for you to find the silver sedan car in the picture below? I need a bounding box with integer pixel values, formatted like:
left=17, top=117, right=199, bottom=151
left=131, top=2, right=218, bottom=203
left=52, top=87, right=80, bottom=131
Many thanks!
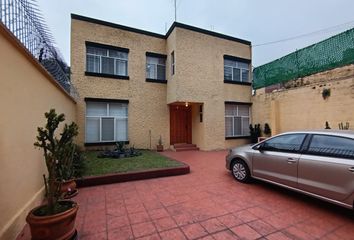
left=226, top=130, right=354, bottom=209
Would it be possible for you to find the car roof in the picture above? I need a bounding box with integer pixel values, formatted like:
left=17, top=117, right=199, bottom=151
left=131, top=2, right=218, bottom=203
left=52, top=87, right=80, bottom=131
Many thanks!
left=279, top=130, right=354, bottom=139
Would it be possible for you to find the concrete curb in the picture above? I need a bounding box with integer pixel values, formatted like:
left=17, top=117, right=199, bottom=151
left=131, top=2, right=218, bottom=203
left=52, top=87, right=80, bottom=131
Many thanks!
left=76, top=164, right=190, bottom=187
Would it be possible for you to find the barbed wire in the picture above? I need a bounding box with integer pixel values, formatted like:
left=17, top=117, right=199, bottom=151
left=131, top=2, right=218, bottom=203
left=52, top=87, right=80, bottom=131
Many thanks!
left=0, top=0, right=78, bottom=98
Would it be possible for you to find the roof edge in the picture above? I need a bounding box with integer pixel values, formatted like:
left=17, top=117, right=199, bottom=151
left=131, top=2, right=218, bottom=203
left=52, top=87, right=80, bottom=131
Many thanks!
left=71, top=14, right=251, bottom=46
left=166, top=22, right=251, bottom=46
left=71, top=14, right=166, bottom=39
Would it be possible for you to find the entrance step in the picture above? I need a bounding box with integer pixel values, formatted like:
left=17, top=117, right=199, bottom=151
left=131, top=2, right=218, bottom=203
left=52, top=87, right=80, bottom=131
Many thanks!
left=173, top=143, right=199, bottom=152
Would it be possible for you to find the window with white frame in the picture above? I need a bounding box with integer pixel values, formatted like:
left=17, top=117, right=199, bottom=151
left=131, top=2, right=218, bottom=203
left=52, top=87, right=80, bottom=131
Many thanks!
left=146, top=56, right=166, bottom=80
left=225, top=104, right=250, bottom=137
left=85, top=101, right=128, bottom=143
left=86, top=45, right=128, bottom=76
left=224, top=58, right=250, bottom=82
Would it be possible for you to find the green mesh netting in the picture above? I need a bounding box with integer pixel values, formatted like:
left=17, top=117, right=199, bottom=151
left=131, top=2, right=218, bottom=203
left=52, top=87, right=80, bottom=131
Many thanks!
left=253, top=27, right=354, bottom=89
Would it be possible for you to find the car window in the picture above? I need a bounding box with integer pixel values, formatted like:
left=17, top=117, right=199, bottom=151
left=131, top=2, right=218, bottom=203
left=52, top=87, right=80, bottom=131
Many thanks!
left=262, top=134, right=306, bottom=152
left=308, top=135, right=354, bottom=159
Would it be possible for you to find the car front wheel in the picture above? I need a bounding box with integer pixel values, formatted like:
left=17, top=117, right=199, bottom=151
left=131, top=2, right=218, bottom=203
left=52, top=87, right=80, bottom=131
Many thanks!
left=231, top=160, right=251, bottom=183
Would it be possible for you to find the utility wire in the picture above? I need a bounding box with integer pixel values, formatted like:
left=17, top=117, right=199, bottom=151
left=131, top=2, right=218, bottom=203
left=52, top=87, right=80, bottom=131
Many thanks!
left=253, top=20, right=354, bottom=47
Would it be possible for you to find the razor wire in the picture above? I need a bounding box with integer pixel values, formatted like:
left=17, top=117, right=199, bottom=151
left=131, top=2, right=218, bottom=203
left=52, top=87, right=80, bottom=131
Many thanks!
left=0, top=0, right=78, bottom=98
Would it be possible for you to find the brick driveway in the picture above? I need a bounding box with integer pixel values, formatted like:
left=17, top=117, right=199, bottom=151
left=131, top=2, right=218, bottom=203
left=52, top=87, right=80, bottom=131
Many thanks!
left=71, top=151, right=354, bottom=239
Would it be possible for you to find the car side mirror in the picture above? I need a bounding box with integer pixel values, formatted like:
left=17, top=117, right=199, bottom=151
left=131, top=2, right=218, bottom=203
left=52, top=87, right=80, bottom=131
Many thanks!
left=253, top=144, right=264, bottom=151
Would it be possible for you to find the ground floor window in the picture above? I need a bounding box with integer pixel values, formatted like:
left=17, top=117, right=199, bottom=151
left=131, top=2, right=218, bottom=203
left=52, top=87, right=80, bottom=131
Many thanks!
left=225, top=104, right=250, bottom=137
left=85, top=101, right=128, bottom=143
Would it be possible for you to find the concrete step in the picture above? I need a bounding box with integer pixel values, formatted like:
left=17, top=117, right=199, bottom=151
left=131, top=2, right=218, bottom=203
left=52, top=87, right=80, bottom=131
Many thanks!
left=173, top=143, right=197, bottom=148
left=175, top=147, right=200, bottom=152
left=173, top=143, right=199, bottom=151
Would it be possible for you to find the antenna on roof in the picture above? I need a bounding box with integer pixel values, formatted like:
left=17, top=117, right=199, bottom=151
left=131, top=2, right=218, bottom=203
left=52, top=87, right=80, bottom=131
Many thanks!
left=174, top=0, right=177, bottom=22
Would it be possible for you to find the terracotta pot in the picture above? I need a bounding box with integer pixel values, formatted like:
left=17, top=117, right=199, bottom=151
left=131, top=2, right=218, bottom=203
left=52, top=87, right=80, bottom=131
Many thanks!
left=60, top=179, right=77, bottom=194
left=26, top=200, right=79, bottom=240
left=156, top=145, right=164, bottom=152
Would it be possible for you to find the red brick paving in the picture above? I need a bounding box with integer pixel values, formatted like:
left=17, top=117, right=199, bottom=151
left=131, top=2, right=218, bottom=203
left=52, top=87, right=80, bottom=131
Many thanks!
left=17, top=150, right=354, bottom=240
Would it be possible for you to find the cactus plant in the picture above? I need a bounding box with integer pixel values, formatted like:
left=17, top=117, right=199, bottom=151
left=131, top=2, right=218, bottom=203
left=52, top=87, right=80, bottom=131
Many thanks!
left=338, top=122, right=350, bottom=130
left=34, top=109, right=78, bottom=215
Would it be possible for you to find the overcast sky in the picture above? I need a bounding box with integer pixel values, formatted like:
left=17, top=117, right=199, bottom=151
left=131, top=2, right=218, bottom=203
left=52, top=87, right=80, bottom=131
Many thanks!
left=37, top=0, right=354, bottom=67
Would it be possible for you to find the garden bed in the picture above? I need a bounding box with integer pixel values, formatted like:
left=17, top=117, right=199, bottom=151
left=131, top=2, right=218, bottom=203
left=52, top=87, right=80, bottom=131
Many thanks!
left=76, top=150, right=189, bottom=187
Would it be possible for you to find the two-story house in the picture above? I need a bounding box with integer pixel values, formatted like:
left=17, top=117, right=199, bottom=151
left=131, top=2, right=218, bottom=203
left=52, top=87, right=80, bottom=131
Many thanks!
left=71, top=14, right=252, bottom=151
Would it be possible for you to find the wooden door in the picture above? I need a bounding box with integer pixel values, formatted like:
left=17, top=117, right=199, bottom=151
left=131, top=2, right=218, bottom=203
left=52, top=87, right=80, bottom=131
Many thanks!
left=170, top=105, right=192, bottom=144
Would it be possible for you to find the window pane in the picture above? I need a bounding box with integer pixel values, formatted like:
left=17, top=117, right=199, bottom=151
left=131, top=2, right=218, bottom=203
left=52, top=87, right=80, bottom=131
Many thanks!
left=224, top=66, right=232, bottom=80
left=86, top=117, right=100, bottom=142
left=101, top=57, right=115, bottom=75
left=109, top=103, right=128, bottom=117
left=109, top=50, right=127, bottom=59
left=233, top=68, right=241, bottom=81
left=238, top=62, right=249, bottom=69
left=101, top=118, right=114, bottom=141
left=158, top=58, right=166, bottom=65
left=225, top=104, right=234, bottom=115
left=87, top=46, right=107, bottom=56
left=147, top=56, right=158, bottom=64
left=309, top=135, right=354, bottom=158
left=242, top=117, right=250, bottom=135
left=241, top=69, right=249, bottom=82
left=264, top=134, right=306, bottom=152
left=116, top=118, right=128, bottom=141
left=238, top=105, right=249, bottom=117
left=225, top=117, right=233, bottom=137
left=86, top=55, right=100, bottom=73
left=234, top=117, right=242, bottom=136
left=146, top=63, right=156, bottom=79
left=86, top=102, right=107, bottom=116
left=171, top=52, right=175, bottom=75
left=116, top=59, right=127, bottom=76
left=157, top=65, right=166, bottom=80
left=224, top=59, right=236, bottom=67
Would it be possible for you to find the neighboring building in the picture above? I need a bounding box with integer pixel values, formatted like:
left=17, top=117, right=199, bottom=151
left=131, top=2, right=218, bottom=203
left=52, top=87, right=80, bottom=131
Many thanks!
left=71, top=14, right=252, bottom=150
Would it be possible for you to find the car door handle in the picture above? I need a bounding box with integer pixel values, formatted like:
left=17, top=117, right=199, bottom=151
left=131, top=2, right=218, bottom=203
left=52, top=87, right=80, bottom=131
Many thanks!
left=287, top=158, right=297, bottom=164
left=348, top=167, right=354, bottom=173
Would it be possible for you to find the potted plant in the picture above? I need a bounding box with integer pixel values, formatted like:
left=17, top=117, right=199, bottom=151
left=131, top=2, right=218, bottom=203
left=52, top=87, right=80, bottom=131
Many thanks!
left=26, top=109, right=79, bottom=240
left=263, top=123, right=272, bottom=137
left=156, top=135, right=164, bottom=152
left=60, top=145, right=85, bottom=199
left=249, top=124, right=261, bottom=143
left=114, top=141, right=126, bottom=158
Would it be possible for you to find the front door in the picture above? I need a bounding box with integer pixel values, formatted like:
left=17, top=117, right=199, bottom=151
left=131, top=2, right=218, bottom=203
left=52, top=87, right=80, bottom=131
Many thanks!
left=170, top=105, right=192, bottom=144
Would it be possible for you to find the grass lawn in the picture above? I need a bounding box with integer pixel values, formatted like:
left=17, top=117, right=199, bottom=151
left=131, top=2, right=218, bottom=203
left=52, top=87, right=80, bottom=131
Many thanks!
left=83, top=150, right=183, bottom=176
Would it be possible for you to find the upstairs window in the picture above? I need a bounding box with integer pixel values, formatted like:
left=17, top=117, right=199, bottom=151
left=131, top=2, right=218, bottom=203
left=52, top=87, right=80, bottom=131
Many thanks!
left=146, top=53, right=166, bottom=81
left=224, top=55, right=250, bottom=83
left=86, top=42, right=129, bottom=77
left=225, top=103, right=250, bottom=137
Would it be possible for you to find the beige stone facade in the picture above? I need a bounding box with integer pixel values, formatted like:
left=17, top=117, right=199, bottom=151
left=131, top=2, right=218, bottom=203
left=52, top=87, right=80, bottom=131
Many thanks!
left=0, top=24, right=76, bottom=240
left=71, top=15, right=252, bottom=150
left=252, top=64, right=354, bottom=135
